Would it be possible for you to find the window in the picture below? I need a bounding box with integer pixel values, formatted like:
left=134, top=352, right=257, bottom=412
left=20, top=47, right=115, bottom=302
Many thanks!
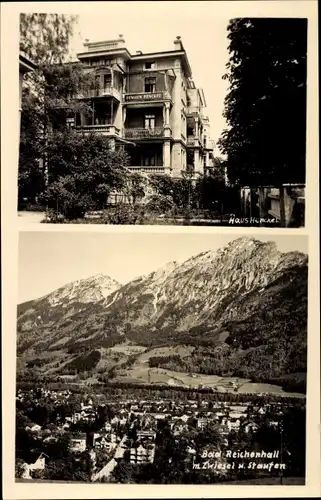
left=145, top=61, right=156, bottom=70
left=94, top=75, right=100, bottom=94
left=144, top=77, right=156, bottom=93
left=143, top=153, right=155, bottom=166
left=144, top=114, right=155, bottom=129
left=104, top=74, right=112, bottom=89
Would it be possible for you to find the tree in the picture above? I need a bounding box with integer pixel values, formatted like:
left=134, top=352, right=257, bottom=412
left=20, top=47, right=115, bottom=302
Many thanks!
left=15, top=458, right=27, bottom=479
left=111, top=461, right=137, bottom=483
left=149, top=174, right=193, bottom=211
left=281, top=406, right=306, bottom=477
left=20, top=14, right=77, bottom=65
left=196, top=423, right=223, bottom=451
left=19, top=14, right=86, bottom=207
left=211, top=157, right=227, bottom=183
left=18, top=91, right=46, bottom=205
left=39, top=131, right=129, bottom=219
left=218, top=18, right=307, bottom=188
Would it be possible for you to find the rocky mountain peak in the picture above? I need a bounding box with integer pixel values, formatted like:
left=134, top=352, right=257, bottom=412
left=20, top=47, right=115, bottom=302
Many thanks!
left=17, top=237, right=307, bottom=395
left=45, top=274, right=121, bottom=306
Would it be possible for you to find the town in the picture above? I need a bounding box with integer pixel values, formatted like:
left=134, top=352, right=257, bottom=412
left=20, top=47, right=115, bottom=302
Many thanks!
left=15, top=386, right=305, bottom=483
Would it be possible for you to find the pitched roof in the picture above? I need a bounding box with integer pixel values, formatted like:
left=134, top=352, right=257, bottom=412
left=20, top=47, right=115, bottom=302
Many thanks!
left=19, top=54, right=37, bottom=73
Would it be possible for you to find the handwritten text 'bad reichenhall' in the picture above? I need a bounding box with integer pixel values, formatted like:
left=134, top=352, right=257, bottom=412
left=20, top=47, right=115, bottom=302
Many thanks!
left=192, top=450, right=286, bottom=471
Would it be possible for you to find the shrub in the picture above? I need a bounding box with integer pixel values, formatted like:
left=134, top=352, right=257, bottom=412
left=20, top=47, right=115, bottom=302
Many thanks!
left=102, top=204, right=146, bottom=225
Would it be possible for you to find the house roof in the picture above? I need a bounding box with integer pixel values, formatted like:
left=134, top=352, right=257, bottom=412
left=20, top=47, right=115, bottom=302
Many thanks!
left=25, top=452, right=48, bottom=464
left=19, top=54, right=37, bottom=73
left=70, top=432, right=87, bottom=439
left=77, top=40, right=192, bottom=78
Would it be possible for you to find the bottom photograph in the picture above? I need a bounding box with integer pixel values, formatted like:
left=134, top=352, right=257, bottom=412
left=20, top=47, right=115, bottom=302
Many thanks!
left=16, top=231, right=307, bottom=485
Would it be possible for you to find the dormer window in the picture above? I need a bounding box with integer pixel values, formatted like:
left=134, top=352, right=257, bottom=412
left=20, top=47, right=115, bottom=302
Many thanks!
left=145, top=61, right=156, bottom=70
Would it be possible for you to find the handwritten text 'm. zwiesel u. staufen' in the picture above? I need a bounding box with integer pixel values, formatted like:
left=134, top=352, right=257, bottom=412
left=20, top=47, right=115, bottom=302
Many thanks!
left=192, top=449, right=286, bottom=471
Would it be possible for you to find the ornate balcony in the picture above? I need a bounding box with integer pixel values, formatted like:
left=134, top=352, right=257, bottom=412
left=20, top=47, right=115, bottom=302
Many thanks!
left=78, top=86, right=122, bottom=101
left=124, top=127, right=165, bottom=140
left=75, top=124, right=120, bottom=136
left=127, top=166, right=166, bottom=174
left=186, top=105, right=203, bottom=116
left=187, top=136, right=203, bottom=148
left=187, top=136, right=197, bottom=147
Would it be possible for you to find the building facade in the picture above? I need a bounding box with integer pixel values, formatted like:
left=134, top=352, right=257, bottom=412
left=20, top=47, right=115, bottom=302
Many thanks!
left=19, top=53, right=37, bottom=126
left=71, top=35, right=214, bottom=178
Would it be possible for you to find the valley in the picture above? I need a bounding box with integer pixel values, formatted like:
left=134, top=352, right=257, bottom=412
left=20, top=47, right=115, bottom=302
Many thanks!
left=17, top=238, right=308, bottom=397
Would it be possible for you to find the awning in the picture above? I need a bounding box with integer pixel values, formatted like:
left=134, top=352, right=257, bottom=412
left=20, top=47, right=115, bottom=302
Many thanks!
left=115, top=136, right=136, bottom=146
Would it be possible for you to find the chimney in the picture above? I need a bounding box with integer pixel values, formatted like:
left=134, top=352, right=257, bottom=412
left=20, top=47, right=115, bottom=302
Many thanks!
left=136, top=50, right=142, bottom=55
left=118, top=34, right=125, bottom=46
left=174, top=36, right=182, bottom=50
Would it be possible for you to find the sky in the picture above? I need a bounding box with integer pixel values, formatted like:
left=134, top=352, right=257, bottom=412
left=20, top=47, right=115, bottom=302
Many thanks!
left=18, top=231, right=308, bottom=303
left=67, top=1, right=231, bottom=145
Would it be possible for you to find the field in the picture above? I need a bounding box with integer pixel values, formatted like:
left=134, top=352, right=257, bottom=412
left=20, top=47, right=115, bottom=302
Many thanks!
left=19, top=341, right=305, bottom=399
left=135, top=345, right=195, bottom=363
left=115, top=363, right=305, bottom=398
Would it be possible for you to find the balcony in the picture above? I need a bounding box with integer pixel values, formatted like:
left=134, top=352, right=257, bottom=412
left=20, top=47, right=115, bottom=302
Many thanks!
left=75, top=124, right=120, bottom=136
left=187, top=136, right=203, bottom=148
left=79, top=86, right=122, bottom=101
left=127, top=166, right=166, bottom=175
left=186, top=105, right=203, bottom=116
left=124, top=91, right=171, bottom=105
left=124, top=127, right=165, bottom=140
left=187, top=136, right=197, bottom=147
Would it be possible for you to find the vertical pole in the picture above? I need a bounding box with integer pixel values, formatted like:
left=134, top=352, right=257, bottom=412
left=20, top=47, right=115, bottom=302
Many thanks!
left=279, top=185, right=286, bottom=227
left=280, top=422, right=283, bottom=485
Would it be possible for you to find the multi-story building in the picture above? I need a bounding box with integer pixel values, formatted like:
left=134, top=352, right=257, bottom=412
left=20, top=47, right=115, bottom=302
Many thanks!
left=130, top=444, right=156, bottom=464
left=19, top=53, right=37, bottom=126
left=71, top=35, right=214, bottom=178
left=69, top=432, right=87, bottom=452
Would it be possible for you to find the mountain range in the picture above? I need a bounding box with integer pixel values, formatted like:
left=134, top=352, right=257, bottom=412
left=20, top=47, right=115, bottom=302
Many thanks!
left=17, top=237, right=308, bottom=394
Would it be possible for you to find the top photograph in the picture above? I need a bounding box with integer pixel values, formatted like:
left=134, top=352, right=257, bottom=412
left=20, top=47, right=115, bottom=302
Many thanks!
left=18, top=6, right=307, bottom=227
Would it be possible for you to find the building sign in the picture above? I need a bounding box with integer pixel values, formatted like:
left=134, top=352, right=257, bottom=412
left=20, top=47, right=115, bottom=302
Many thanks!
left=125, top=92, right=164, bottom=102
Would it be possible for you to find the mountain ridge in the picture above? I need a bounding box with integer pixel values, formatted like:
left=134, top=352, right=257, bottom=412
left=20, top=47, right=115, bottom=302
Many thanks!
left=17, top=238, right=308, bottom=394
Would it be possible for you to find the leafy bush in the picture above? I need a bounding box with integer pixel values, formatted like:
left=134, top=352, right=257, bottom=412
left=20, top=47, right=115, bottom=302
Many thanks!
left=39, top=131, right=130, bottom=220
left=102, top=204, right=146, bottom=225
left=145, top=194, right=175, bottom=213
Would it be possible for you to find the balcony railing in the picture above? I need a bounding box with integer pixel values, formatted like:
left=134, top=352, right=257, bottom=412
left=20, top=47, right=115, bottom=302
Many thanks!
left=124, top=127, right=165, bottom=140
left=124, top=91, right=171, bottom=104
left=187, top=136, right=197, bottom=146
left=127, top=166, right=166, bottom=174
left=75, top=124, right=120, bottom=135
left=187, top=136, right=204, bottom=148
left=78, top=86, right=122, bottom=101
left=186, top=106, right=203, bottom=116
